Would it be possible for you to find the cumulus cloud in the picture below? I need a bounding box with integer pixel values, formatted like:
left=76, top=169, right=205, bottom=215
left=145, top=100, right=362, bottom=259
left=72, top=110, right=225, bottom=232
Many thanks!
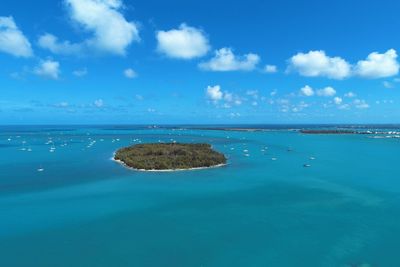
left=156, top=23, right=209, bottom=59
left=38, top=33, right=82, bottom=55
left=229, top=112, right=240, bottom=118
left=300, top=85, right=314, bottom=96
left=38, top=0, right=140, bottom=56
left=288, top=49, right=399, bottom=79
left=73, top=68, right=87, bottom=77
left=316, top=86, right=336, bottom=97
left=354, top=99, right=369, bottom=109
left=246, top=90, right=259, bottom=99
left=94, top=99, right=104, bottom=108
left=333, top=96, right=343, bottom=105
left=354, top=49, right=399, bottom=78
left=383, top=81, right=394, bottom=88
left=338, top=104, right=350, bottom=110
left=344, top=91, right=356, bottom=98
left=288, top=50, right=351, bottom=79
left=54, top=102, right=69, bottom=108
left=124, top=68, right=137, bottom=78
left=205, top=85, right=242, bottom=107
left=199, top=47, right=260, bottom=71
left=263, top=64, right=277, bottom=73
left=292, top=101, right=309, bottom=113
left=206, top=85, right=223, bottom=101
left=0, top=16, right=33, bottom=57
left=34, top=60, right=60, bottom=80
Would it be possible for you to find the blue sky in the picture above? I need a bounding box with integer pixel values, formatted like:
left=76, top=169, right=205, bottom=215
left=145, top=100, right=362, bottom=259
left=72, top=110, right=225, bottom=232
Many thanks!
left=1, top=0, right=400, bottom=124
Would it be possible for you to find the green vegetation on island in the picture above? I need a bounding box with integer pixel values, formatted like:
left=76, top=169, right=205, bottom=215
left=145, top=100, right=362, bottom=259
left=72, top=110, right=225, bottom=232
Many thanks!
left=114, top=143, right=227, bottom=170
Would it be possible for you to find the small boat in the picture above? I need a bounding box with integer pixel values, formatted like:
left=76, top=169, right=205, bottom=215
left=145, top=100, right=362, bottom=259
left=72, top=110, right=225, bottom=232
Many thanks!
left=271, top=157, right=277, bottom=161
left=309, top=157, right=316, bottom=160
left=37, top=168, right=44, bottom=172
left=303, top=164, right=311, bottom=168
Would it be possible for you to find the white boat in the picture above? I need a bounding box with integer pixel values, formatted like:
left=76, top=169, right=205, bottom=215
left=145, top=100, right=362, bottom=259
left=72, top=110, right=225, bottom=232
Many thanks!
left=37, top=168, right=44, bottom=172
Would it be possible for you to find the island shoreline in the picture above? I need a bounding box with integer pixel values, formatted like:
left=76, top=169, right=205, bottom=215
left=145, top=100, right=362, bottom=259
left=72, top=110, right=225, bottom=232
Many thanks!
left=111, top=152, right=227, bottom=172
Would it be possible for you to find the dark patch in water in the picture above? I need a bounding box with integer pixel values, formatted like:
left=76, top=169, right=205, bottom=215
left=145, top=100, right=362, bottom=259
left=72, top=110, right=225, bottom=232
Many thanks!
left=0, top=144, right=18, bottom=148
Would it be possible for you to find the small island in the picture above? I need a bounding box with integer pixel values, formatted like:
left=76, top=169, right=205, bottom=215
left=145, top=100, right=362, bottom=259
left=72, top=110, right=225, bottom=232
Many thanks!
left=114, top=143, right=227, bottom=171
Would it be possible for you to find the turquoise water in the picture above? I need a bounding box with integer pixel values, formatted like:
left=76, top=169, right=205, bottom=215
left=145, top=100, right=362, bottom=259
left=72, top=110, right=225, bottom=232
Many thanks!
left=1, top=126, right=399, bottom=267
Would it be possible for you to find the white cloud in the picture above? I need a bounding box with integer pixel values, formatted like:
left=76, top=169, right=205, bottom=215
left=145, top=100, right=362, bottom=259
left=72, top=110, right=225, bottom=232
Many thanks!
left=73, top=68, right=87, bottom=77
left=300, top=85, right=314, bottom=96
left=383, top=81, right=394, bottom=88
left=289, top=49, right=400, bottom=80
left=94, top=99, right=104, bottom=108
left=135, top=94, right=143, bottom=100
left=38, top=33, right=82, bottom=55
left=270, top=89, right=277, bottom=96
left=229, top=112, right=240, bottom=118
left=344, top=91, right=356, bottom=98
left=199, top=47, right=260, bottom=71
left=316, top=86, right=336, bottom=97
left=39, top=0, right=139, bottom=56
left=156, top=23, right=209, bottom=59
left=54, top=102, right=69, bottom=108
left=0, top=16, right=33, bottom=57
left=206, top=85, right=223, bottom=101
left=354, top=49, right=399, bottom=78
left=288, top=50, right=351, bottom=79
left=291, top=101, right=309, bottom=113
left=124, top=68, right=137, bottom=78
left=223, top=92, right=233, bottom=102
left=246, top=90, right=259, bottom=99
left=333, top=96, right=342, bottom=105
left=354, top=99, right=369, bottom=109
left=205, top=85, right=242, bottom=107
left=263, top=64, right=277, bottom=73
left=34, top=60, right=60, bottom=80
left=338, top=104, right=350, bottom=110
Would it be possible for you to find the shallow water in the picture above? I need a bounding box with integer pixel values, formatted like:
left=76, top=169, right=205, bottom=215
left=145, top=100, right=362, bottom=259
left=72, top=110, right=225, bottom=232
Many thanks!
left=0, top=126, right=399, bottom=267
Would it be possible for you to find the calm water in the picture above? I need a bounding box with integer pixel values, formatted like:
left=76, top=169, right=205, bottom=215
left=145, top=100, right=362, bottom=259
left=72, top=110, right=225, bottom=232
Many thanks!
left=0, top=126, right=399, bottom=267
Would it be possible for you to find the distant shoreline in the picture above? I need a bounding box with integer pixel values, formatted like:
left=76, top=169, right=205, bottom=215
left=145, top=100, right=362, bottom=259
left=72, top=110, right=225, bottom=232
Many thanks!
left=299, top=129, right=373, bottom=135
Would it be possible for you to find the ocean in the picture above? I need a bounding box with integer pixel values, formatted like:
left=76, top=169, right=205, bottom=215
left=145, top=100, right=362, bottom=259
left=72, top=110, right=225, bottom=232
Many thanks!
left=0, top=125, right=399, bottom=267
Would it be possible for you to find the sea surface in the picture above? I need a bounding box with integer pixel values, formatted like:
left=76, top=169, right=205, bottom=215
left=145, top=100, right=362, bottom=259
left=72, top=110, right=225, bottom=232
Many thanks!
left=1, top=125, right=400, bottom=267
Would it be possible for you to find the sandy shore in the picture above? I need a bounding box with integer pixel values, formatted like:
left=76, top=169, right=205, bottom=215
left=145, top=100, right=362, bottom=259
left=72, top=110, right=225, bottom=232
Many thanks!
left=111, top=153, right=226, bottom=172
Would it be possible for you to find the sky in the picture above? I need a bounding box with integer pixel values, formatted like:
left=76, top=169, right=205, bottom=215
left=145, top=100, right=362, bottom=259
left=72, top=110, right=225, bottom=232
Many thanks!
left=1, top=0, right=400, bottom=125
